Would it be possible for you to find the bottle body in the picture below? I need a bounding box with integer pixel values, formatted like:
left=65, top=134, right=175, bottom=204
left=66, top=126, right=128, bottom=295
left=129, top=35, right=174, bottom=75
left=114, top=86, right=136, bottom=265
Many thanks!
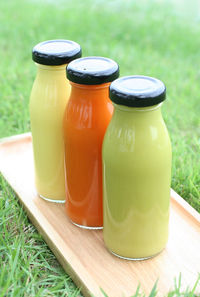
left=63, top=83, right=113, bottom=228
left=30, top=64, right=70, bottom=202
left=103, top=104, right=172, bottom=259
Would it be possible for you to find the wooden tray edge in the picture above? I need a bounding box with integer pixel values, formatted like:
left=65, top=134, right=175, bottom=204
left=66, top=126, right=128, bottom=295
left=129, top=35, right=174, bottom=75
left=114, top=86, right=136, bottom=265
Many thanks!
left=171, top=189, right=200, bottom=224
left=21, top=201, right=99, bottom=297
left=0, top=132, right=31, bottom=144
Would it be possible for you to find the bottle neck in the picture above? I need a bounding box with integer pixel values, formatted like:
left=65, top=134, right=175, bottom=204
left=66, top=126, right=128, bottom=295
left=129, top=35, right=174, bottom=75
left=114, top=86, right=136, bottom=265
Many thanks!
left=69, top=82, right=111, bottom=100
left=36, top=63, right=68, bottom=78
left=113, top=103, right=163, bottom=122
left=114, top=103, right=162, bottom=112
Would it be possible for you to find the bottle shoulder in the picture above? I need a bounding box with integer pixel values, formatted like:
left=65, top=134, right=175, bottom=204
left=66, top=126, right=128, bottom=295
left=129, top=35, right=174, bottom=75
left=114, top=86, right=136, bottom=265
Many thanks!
left=64, top=96, right=113, bottom=129
left=30, top=78, right=70, bottom=105
left=103, top=115, right=171, bottom=155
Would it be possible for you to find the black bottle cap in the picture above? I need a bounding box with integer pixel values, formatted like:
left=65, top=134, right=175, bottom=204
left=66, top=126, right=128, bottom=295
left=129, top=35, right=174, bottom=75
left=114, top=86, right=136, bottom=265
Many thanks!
left=109, top=76, right=166, bottom=107
left=32, top=39, right=82, bottom=66
left=67, top=56, right=119, bottom=85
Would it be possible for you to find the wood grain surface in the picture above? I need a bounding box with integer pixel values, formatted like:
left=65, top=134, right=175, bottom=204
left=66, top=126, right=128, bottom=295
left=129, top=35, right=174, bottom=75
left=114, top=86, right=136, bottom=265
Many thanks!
left=0, top=133, right=200, bottom=297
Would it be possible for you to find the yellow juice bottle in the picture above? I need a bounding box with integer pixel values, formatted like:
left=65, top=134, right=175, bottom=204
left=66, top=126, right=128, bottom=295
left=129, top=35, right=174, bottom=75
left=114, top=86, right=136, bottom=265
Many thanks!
left=29, top=40, right=81, bottom=203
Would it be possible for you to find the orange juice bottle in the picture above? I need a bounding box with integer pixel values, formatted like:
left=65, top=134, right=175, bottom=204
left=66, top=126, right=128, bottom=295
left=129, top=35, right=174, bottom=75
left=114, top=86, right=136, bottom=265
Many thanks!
left=30, top=40, right=81, bottom=203
left=63, top=57, right=119, bottom=228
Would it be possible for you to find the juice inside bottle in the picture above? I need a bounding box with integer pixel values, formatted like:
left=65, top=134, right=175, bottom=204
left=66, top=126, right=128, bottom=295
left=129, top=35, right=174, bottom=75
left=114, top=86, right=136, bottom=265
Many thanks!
left=63, top=56, right=119, bottom=227
left=103, top=76, right=172, bottom=259
left=64, top=83, right=113, bottom=227
left=29, top=40, right=82, bottom=202
left=30, top=64, right=70, bottom=201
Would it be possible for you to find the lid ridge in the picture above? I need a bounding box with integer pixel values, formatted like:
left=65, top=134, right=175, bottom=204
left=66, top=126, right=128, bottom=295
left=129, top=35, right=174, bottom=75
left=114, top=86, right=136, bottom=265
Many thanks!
left=109, top=75, right=166, bottom=107
left=32, top=39, right=82, bottom=66
left=67, top=56, right=119, bottom=85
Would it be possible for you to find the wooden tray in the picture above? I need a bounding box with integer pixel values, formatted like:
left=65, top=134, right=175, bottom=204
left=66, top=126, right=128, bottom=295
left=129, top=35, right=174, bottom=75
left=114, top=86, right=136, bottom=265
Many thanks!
left=0, top=133, right=200, bottom=297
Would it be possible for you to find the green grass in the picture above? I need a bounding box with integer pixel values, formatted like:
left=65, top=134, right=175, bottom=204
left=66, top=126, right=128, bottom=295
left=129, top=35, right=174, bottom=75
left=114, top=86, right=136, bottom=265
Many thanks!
left=0, top=0, right=200, bottom=296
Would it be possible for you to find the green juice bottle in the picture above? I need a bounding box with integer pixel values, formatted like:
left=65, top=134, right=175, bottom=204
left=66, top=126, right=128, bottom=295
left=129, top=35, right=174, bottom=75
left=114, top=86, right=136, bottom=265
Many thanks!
left=102, top=75, right=172, bottom=260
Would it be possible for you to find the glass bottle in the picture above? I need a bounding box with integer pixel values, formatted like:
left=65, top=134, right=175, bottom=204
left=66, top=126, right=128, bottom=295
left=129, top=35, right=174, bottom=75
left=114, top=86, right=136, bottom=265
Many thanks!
left=30, top=40, right=81, bottom=203
left=63, top=56, right=119, bottom=228
left=103, top=75, right=172, bottom=259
